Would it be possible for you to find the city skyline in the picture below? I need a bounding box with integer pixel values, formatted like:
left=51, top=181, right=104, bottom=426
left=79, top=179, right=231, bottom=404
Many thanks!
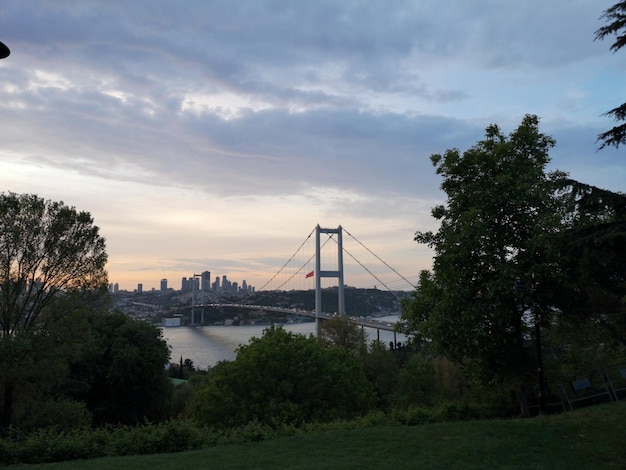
left=110, top=270, right=255, bottom=294
left=1, top=1, right=624, bottom=292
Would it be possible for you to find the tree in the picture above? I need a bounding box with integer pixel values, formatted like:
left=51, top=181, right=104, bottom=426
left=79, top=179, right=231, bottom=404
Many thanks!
left=66, top=311, right=173, bottom=426
left=595, top=1, right=626, bottom=149
left=187, top=326, right=375, bottom=428
left=0, top=192, right=108, bottom=428
left=0, top=192, right=108, bottom=335
left=318, top=315, right=366, bottom=354
left=401, top=115, right=566, bottom=413
left=549, top=180, right=626, bottom=359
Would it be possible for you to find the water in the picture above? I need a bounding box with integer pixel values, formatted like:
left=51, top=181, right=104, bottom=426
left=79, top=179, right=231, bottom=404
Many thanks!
left=160, top=316, right=406, bottom=370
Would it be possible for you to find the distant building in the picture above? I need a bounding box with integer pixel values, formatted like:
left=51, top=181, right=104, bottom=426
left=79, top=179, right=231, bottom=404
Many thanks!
left=160, top=278, right=168, bottom=292
left=163, top=317, right=181, bottom=327
left=137, top=283, right=143, bottom=294
left=201, top=271, right=211, bottom=291
left=114, top=283, right=119, bottom=294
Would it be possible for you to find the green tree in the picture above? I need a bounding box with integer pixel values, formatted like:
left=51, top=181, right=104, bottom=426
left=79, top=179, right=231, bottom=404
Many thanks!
left=0, top=192, right=108, bottom=428
left=362, top=340, right=399, bottom=410
left=187, top=326, right=375, bottom=428
left=66, top=310, right=173, bottom=426
left=401, top=115, right=566, bottom=412
left=595, top=1, right=626, bottom=149
left=393, top=353, right=438, bottom=408
left=318, top=315, right=366, bottom=354
left=549, top=180, right=626, bottom=361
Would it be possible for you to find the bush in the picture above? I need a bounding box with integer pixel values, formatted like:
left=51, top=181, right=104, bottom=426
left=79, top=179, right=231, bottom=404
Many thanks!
left=12, top=399, right=93, bottom=432
left=394, top=401, right=495, bottom=426
left=0, top=420, right=206, bottom=465
left=187, top=326, right=376, bottom=428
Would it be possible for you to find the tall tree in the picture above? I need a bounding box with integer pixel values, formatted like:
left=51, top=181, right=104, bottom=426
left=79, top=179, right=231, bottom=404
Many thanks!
left=0, top=193, right=108, bottom=335
left=550, top=180, right=626, bottom=355
left=595, top=1, right=626, bottom=149
left=401, top=115, right=566, bottom=413
left=0, top=192, right=107, bottom=427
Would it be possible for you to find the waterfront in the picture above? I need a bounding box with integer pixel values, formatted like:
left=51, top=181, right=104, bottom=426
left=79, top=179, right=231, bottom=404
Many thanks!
left=161, top=316, right=406, bottom=370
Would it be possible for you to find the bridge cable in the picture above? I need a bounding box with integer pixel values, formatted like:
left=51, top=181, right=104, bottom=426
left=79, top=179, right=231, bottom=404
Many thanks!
left=257, top=227, right=316, bottom=292
left=271, top=235, right=335, bottom=291
left=330, top=237, right=400, bottom=300
left=342, top=227, right=416, bottom=290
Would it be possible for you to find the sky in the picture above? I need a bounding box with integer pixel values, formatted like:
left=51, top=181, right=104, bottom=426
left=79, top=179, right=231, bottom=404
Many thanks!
left=0, top=1, right=624, bottom=292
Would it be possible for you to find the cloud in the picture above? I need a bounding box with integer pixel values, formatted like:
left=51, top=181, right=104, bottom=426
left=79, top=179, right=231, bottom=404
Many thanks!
left=0, top=0, right=623, bottom=290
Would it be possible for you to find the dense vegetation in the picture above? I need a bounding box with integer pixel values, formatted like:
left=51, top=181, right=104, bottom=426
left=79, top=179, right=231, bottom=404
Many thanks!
left=400, top=115, right=626, bottom=415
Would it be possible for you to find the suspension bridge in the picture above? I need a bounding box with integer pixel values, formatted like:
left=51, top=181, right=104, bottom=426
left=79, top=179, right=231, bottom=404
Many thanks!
left=189, top=225, right=416, bottom=339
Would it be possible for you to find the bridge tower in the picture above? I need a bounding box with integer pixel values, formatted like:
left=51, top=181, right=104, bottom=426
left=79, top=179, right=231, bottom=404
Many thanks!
left=315, top=225, right=345, bottom=335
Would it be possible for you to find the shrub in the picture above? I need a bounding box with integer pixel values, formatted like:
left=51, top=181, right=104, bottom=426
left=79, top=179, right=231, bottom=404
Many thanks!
left=187, top=326, right=376, bottom=428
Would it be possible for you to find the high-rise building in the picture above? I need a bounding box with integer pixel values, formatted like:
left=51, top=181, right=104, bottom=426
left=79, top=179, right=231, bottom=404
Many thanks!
left=137, top=283, right=143, bottom=294
left=160, top=278, right=168, bottom=292
left=201, top=271, right=211, bottom=291
left=242, top=280, right=247, bottom=293
left=113, top=283, right=119, bottom=294
left=181, top=277, right=190, bottom=292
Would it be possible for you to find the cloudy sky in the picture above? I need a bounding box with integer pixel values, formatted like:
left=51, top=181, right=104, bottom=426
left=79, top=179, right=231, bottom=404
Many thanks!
left=1, top=1, right=624, bottom=292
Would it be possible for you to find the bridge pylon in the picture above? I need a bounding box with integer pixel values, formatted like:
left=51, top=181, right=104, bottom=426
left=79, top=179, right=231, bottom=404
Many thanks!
left=315, top=225, right=345, bottom=335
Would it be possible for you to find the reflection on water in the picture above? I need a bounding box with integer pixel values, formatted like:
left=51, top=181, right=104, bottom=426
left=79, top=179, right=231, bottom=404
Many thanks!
left=160, top=316, right=406, bottom=370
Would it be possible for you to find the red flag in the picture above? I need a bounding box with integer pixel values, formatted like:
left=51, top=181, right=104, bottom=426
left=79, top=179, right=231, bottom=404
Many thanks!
left=305, top=270, right=314, bottom=279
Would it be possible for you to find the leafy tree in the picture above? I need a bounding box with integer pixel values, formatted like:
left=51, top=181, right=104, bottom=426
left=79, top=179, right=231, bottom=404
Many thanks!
left=393, top=353, right=438, bottom=408
left=0, top=192, right=108, bottom=428
left=362, top=340, right=399, bottom=410
left=0, top=193, right=108, bottom=335
left=549, top=180, right=626, bottom=357
left=66, top=310, right=173, bottom=426
left=401, top=115, right=566, bottom=412
left=187, top=326, right=375, bottom=428
left=318, top=315, right=366, bottom=354
left=595, top=1, right=626, bottom=149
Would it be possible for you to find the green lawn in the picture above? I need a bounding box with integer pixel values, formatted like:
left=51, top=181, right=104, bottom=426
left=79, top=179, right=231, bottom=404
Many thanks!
left=22, top=403, right=626, bottom=469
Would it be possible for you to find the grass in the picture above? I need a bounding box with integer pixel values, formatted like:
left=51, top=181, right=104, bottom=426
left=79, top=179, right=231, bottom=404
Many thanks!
left=17, top=402, right=626, bottom=469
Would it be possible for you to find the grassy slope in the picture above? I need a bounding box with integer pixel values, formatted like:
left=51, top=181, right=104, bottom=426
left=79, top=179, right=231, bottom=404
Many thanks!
left=26, top=403, right=626, bottom=470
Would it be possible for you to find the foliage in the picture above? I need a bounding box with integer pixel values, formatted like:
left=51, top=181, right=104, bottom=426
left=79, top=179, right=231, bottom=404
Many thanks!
left=187, top=326, right=376, bottom=428
left=0, top=192, right=108, bottom=336
left=401, top=115, right=565, bottom=393
left=0, top=192, right=108, bottom=428
left=392, top=353, right=438, bottom=408
left=65, top=310, right=173, bottom=426
left=595, top=1, right=626, bottom=149
left=5, top=403, right=626, bottom=469
left=549, top=180, right=626, bottom=351
left=361, top=340, right=399, bottom=410
left=318, top=315, right=366, bottom=353
left=0, top=420, right=206, bottom=465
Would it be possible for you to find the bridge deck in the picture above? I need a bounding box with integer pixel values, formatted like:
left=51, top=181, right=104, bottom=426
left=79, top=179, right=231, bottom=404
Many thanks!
left=203, top=303, right=397, bottom=332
